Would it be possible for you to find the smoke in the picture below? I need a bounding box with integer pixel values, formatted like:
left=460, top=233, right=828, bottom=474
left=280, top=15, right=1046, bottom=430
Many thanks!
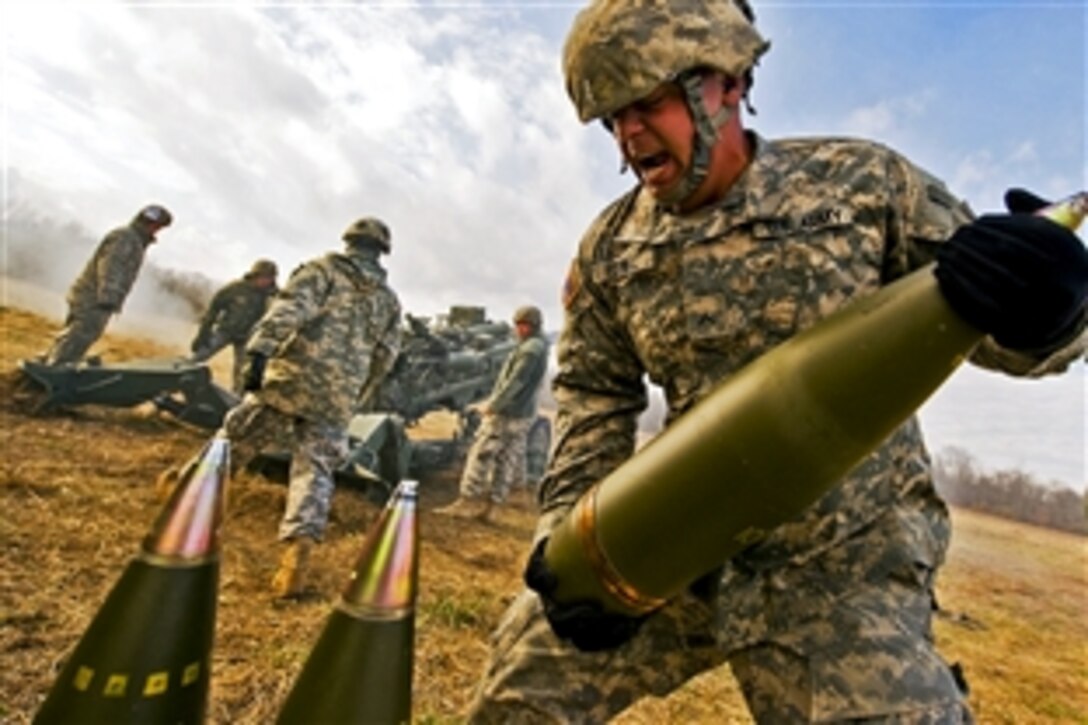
left=2, top=189, right=216, bottom=324
left=145, top=267, right=215, bottom=322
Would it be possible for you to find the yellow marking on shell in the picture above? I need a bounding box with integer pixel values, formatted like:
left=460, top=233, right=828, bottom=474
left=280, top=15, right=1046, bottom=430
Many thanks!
left=103, top=674, right=128, bottom=697
left=73, top=666, right=94, bottom=692
left=143, top=671, right=169, bottom=696
left=182, top=662, right=200, bottom=686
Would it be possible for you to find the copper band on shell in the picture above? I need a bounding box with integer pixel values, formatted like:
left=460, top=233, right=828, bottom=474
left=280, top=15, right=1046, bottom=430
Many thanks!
left=574, top=486, right=667, bottom=615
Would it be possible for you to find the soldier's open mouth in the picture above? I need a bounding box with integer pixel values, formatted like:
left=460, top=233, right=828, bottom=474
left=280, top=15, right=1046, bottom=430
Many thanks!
left=635, top=152, right=669, bottom=172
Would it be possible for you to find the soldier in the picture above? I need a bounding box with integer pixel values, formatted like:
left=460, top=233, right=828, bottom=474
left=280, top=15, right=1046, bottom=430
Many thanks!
left=190, top=259, right=279, bottom=392
left=468, top=1, right=1087, bottom=723
left=163, top=217, right=401, bottom=598
left=41, top=204, right=172, bottom=365
left=438, top=306, right=550, bottom=522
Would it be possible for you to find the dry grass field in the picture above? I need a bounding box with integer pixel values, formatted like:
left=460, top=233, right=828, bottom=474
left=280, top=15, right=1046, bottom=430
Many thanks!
left=1, top=305, right=1084, bottom=723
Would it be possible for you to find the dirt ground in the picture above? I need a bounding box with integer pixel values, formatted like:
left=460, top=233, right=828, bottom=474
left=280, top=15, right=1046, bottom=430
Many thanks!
left=1, top=305, right=1084, bottom=723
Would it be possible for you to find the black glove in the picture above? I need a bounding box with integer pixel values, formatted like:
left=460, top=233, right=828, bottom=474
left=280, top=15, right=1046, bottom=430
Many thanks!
left=240, top=352, right=267, bottom=392
left=1004, top=188, right=1049, bottom=215
left=934, top=188, right=1088, bottom=352
left=523, top=538, right=647, bottom=652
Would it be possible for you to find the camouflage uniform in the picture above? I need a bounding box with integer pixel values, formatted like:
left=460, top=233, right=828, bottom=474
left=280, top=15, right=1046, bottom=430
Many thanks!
left=460, top=331, right=550, bottom=504
left=43, top=222, right=155, bottom=365
left=212, top=247, right=401, bottom=541
left=191, top=278, right=277, bottom=392
left=468, top=136, right=1080, bottom=723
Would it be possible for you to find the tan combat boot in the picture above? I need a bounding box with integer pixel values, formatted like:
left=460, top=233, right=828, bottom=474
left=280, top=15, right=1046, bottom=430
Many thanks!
left=271, top=538, right=313, bottom=598
left=433, top=497, right=486, bottom=518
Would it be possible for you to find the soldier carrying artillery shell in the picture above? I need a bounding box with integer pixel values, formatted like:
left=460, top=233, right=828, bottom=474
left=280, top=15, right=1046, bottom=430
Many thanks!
left=466, top=1, right=1088, bottom=722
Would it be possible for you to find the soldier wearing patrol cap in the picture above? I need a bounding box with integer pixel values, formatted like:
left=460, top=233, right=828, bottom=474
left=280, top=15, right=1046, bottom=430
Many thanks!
left=42, top=204, right=173, bottom=365
left=437, top=305, right=549, bottom=522
left=467, top=1, right=1087, bottom=722
left=189, top=258, right=279, bottom=393
left=162, top=216, right=402, bottom=598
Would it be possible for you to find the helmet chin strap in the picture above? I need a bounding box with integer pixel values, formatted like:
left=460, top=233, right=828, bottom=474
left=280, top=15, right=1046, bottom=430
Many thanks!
left=655, top=71, right=733, bottom=208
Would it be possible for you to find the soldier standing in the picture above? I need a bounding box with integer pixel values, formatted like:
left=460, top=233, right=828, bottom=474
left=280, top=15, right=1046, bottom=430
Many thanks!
left=189, top=259, right=279, bottom=392
left=41, top=204, right=172, bottom=365
left=164, top=217, right=401, bottom=598
left=468, top=1, right=1087, bottom=722
left=438, top=306, right=550, bottom=522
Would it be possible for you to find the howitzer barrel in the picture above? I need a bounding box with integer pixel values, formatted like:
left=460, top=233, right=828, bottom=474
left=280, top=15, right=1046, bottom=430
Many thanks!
left=446, top=350, right=490, bottom=375
left=543, top=193, right=1087, bottom=617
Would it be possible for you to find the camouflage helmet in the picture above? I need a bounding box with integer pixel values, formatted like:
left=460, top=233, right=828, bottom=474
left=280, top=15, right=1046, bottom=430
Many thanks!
left=135, top=204, right=173, bottom=227
left=343, top=216, right=391, bottom=253
left=513, top=305, right=543, bottom=330
left=562, top=0, right=770, bottom=123
left=246, top=258, right=278, bottom=279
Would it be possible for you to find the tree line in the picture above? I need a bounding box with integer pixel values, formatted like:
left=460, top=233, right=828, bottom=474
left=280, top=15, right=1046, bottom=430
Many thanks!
left=933, top=446, right=1087, bottom=535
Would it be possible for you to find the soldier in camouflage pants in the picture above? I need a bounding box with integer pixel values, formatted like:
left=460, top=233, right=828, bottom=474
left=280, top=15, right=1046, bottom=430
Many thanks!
left=459, top=416, right=533, bottom=504
left=468, top=1, right=1087, bottom=722
left=441, top=306, right=549, bottom=521
left=189, top=259, right=279, bottom=392
left=42, top=205, right=172, bottom=365
left=167, top=217, right=401, bottom=598
left=218, top=397, right=347, bottom=543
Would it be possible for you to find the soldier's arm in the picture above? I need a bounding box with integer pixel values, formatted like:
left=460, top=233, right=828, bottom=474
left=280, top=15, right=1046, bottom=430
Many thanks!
left=883, top=153, right=1083, bottom=377
left=246, top=262, right=329, bottom=357
left=195, top=284, right=231, bottom=339
left=488, top=339, right=547, bottom=414
left=357, top=293, right=402, bottom=408
left=95, top=230, right=142, bottom=309
left=536, top=224, right=647, bottom=543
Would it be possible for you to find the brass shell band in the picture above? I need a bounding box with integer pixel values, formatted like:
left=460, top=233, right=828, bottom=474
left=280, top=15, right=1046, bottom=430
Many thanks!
left=574, top=487, right=667, bottom=615
left=336, top=600, right=413, bottom=623
left=138, top=551, right=219, bottom=569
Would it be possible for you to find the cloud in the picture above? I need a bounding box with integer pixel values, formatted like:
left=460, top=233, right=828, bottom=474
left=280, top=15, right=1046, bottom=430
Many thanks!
left=946, top=143, right=1084, bottom=219
left=836, top=89, right=936, bottom=141
left=4, top=3, right=1082, bottom=491
left=4, top=4, right=599, bottom=326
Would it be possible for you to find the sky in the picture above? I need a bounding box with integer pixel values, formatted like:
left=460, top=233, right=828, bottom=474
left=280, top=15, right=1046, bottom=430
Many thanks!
left=1, top=1, right=1085, bottom=491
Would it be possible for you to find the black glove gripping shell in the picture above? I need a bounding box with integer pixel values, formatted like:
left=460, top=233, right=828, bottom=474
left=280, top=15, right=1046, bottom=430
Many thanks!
left=934, top=213, right=1088, bottom=352
left=1003, top=187, right=1049, bottom=215
left=524, top=538, right=648, bottom=652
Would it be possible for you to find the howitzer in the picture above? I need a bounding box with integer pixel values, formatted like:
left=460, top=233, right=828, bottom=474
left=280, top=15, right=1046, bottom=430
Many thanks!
left=373, top=307, right=517, bottom=423
left=19, top=357, right=237, bottom=430
left=18, top=304, right=553, bottom=500
left=260, top=305, right=553, bottom=498
left=540, top=193, right=1087, bottom=619
left=17, top=355, right=413, bottom=499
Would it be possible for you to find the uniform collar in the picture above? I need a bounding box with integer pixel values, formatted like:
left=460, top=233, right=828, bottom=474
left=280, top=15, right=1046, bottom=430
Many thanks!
left=339, top=248, right=387, bottom=280
left=619, top=131, right=774, bottom=242
left=131, top=222, right=156, bottom=246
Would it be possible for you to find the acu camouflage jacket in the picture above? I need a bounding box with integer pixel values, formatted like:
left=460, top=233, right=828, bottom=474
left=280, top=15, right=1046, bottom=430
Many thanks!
left=67, top=222, right=155, bottom=311
left=247, top=250, right=402, bottom=426
left=540, top=134, right=1082, bottom=573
